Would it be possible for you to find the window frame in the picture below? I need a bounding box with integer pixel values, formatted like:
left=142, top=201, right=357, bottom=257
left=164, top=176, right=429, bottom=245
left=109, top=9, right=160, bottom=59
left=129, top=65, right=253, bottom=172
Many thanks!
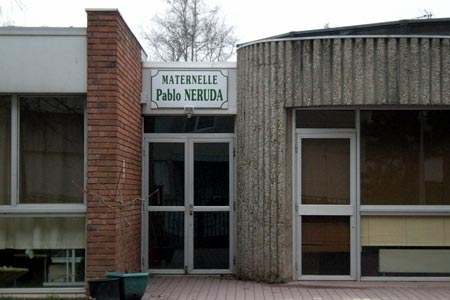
left=0, top=95, right=87, bottom=213
left=359, top=109, right=450, bottom=207
left=293, top=107, right=450, bottom=282
left=0, top=94, right=86, bottom=293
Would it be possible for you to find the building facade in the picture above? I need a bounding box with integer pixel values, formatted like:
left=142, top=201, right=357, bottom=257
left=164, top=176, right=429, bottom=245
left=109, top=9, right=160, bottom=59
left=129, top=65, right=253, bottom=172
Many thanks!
left=0, top=9, right=449, bottom=294
left=236, top=22, right=450, bottom=281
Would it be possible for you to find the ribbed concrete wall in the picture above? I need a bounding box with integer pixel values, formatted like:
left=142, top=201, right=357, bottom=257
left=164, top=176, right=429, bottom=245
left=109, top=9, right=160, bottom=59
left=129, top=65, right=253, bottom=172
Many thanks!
left=236, top=41, right=292, bottom=282
left=286, top=37, right=450, bottom=107
left=236, top=36, right=450, bottom=282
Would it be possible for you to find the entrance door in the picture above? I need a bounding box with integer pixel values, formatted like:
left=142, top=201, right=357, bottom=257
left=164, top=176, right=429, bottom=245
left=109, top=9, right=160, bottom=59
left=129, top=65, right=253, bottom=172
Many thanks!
left=144, top=137, right=234, bottom=274
left=296, top=130, right=356, bottom=280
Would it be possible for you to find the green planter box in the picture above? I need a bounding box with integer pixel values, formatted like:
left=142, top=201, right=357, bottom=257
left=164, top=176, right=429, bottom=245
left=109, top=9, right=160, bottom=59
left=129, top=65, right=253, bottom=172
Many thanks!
left=107, top=272, right=149, bottom=300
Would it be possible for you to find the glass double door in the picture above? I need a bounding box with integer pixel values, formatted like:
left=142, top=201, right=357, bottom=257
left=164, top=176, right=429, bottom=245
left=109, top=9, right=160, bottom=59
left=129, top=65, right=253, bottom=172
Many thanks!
left=296, top=130, right=356, bottom=280
left=144, top=137, right=233, bottom=274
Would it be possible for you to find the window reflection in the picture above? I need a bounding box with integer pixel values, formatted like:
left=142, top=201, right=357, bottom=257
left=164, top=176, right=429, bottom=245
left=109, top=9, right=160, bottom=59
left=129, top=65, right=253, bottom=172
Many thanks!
left=361, top=111, right=450, bottom=205
left=149, top=143, right=184, bottom=206
left=0, top=97, right=11, bottom=205
left=19, top=97, right=84, bottom=204
left=144, top=116, right=234, bottom=133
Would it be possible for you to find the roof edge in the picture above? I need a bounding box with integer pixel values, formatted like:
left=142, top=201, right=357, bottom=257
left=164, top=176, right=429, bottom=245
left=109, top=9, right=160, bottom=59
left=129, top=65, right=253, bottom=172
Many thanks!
left=0, top=27, right=86, bottom=36
left=237, top=18, right=450, bottom=49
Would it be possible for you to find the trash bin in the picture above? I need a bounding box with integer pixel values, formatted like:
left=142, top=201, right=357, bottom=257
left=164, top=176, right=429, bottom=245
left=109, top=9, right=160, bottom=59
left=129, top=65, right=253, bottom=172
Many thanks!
left=88, top=277, right=121, bottom=300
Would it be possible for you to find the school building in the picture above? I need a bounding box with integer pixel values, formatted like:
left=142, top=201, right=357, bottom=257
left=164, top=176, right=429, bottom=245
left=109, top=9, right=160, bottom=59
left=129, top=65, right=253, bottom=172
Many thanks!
left=0, top=9, right=450, bottom=294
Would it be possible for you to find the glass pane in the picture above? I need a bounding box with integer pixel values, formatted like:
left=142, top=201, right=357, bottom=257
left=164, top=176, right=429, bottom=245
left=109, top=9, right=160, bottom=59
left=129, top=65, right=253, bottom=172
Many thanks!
left=194, top=143, right=229, bottom=206
left=149, top=143, right=184, bottom=206
left=19, top=97, right=84, bottom=204
left=0, top=97, right=11, bottom=205
left=0, top=249, right=85, bottom=288
left=148, top=212, right=184, bottom=269
left=361, top=216, right=450, bottom=276
left=361, top=110, right=450, bottom=205
left=302, top=216, right=350, bottom=276
left=296, top=110, right=355, bottom=128
left=0, top=217, right=85, bottom=249
left=302, top=139, right=350, bottom=205
left=194, top=212, right=229, bottom=269
left=144, top=116, right=234, bottom=133
left=0, top=216, right=85, bottom=288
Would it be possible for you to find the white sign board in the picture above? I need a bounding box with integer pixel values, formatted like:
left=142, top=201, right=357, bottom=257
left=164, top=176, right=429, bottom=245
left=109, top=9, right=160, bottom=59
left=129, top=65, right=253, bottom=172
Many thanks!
left=151, top=70, right=228, bottom=109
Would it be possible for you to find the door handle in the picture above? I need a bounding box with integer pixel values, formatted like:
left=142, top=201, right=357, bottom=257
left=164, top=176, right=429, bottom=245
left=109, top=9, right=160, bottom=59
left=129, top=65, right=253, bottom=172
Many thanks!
left=189, top=204, right=194, bottom=216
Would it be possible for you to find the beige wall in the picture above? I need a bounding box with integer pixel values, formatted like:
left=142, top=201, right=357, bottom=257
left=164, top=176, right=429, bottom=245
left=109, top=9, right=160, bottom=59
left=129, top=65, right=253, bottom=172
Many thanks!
left=236, top=36, right=450, bottom=282
left=361, top=216, right=450, bottom=246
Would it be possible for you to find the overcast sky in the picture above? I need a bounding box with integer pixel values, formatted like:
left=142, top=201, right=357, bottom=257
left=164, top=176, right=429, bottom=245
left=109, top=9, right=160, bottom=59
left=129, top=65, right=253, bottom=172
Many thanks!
left=1, top=0, right=450, bottom=54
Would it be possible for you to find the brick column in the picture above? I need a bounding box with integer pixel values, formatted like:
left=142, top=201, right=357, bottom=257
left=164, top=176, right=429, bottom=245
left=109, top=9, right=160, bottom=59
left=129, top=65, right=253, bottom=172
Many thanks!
left=86, top=9, right=143, bottom=279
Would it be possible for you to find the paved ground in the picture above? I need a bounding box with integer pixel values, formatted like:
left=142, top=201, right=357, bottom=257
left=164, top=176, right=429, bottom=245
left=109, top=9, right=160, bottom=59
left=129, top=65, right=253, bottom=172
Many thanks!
left=144, top=276, right=450, bottom=300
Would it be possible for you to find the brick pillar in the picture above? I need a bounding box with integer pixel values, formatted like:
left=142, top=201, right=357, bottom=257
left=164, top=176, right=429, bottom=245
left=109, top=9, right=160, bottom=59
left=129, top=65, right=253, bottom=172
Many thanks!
left=86, top=9, right=143, bottom=279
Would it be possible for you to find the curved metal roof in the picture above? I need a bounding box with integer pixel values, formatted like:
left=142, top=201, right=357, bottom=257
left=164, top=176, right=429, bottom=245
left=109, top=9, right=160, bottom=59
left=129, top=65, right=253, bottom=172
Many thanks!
left=238, top=18, right=450, bottom=49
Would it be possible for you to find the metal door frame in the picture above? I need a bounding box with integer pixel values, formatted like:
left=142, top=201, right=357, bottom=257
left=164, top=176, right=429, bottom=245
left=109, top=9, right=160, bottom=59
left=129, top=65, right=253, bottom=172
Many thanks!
left=295, top=129, right=357, bottom=280
left=142, top=133, right=235, bottom=275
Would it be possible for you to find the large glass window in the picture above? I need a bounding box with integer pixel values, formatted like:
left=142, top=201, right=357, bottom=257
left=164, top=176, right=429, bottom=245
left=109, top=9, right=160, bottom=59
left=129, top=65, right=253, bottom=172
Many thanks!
left=361, top=111, right=450, bottom=205
left=19, top=97, right=84, bottom=204
left=0, top=97, right=11, bottom=205
left=0, top=96, right=86, bottom=289
left=0, top=217, right=85, bottom=287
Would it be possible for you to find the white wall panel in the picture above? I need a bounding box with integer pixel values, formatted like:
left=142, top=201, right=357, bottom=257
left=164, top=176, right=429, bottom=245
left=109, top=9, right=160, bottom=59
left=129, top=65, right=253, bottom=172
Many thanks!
left=0, top=28, right=86, bottom=93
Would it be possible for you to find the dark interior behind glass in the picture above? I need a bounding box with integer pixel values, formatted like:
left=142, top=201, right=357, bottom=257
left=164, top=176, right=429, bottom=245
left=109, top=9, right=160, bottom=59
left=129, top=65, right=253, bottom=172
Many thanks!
left=361, top=110, right=450, bottom=205
left=144, top=116, right=234, bottom=133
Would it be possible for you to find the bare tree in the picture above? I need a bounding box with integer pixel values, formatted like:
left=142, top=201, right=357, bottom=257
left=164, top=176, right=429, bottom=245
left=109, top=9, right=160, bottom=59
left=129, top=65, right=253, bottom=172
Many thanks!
left=142, top=0, right=237, bottom=62
left=0, top=0, right=26, bottom=26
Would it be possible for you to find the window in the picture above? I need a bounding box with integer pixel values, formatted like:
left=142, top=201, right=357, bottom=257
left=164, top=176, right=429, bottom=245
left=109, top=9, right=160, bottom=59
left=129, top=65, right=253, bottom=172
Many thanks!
left=0, top=96, right=85, bottom=288
left=361, top=110, right=450, bottom=205
left=19, top=97, right=84, bottom=204
left=144, top=116, right=234, bottom=133
left=296, top=110, right=355, bottom=128
left=0, top=96, right=11, bottom=205
left=0, top=217, right=85, bottom=287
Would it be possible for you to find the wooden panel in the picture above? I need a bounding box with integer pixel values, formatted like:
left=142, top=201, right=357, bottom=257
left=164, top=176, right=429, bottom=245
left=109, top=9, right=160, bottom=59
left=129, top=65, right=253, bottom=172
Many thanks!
left=302, top=220, right=350, bottom=253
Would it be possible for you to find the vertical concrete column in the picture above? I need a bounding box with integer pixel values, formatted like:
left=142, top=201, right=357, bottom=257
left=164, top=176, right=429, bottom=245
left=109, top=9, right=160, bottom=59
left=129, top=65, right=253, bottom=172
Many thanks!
left=86, top=9, right=143, bottom=279
left=236, top=42, right=292, bottom=282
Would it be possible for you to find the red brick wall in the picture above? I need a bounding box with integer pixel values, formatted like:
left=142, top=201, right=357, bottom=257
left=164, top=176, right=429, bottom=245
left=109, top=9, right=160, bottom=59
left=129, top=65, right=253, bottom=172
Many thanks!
left=86, top=9, right=143, bottom=279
